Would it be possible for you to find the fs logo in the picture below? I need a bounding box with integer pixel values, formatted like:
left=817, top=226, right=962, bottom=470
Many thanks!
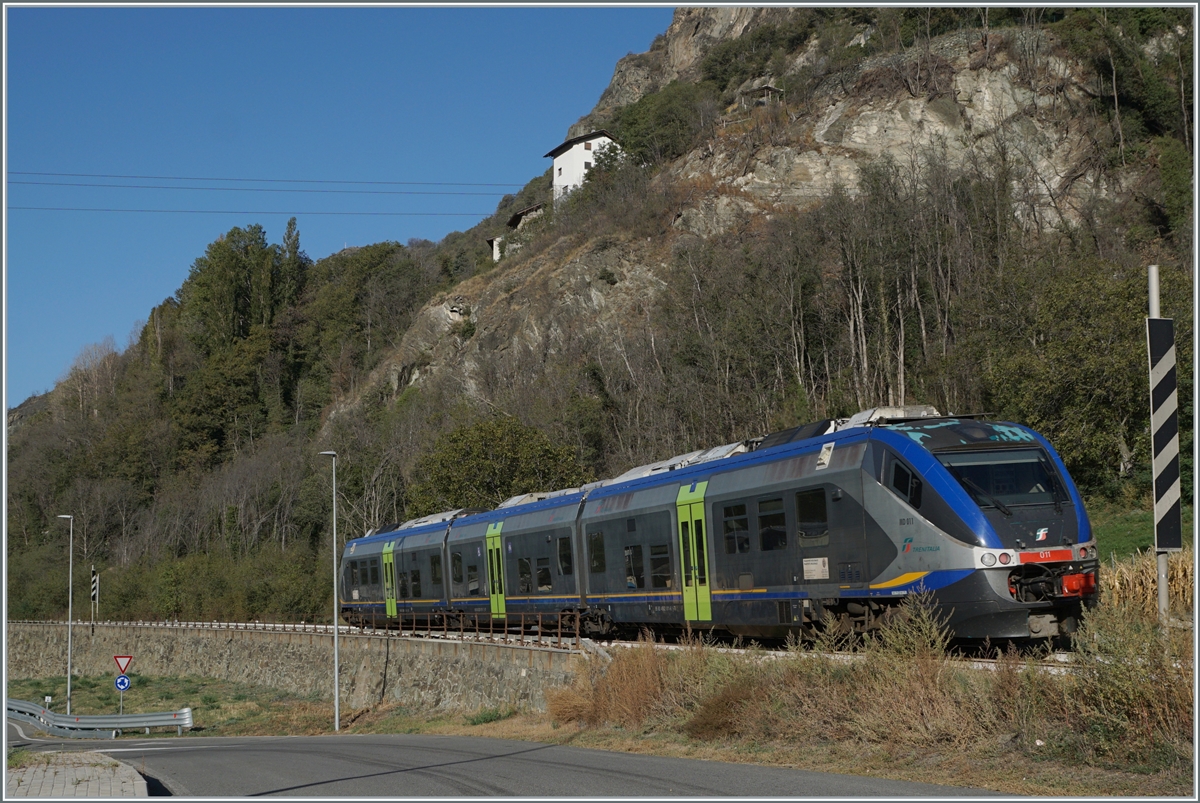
left=1035, top=528, right=1050, bottom=542
left=903, top=537, right=913, bottom=553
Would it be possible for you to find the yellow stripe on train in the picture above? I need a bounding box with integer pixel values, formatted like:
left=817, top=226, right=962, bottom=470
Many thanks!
left=869, top=571, right=929, bottom=589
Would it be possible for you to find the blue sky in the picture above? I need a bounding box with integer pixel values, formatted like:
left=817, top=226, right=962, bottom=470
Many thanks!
left=4, top=5, right=675, bottom=407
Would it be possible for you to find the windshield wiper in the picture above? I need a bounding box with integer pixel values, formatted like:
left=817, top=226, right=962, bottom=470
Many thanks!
left=1038, top=457, right=1064, bottom=514
left=947, top=466, right=1013, bottom=516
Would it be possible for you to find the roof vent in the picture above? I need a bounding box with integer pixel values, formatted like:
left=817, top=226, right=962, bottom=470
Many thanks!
left=834, top=405, right=941, bottom=431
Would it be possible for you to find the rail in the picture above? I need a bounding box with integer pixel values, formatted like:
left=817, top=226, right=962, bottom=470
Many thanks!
left=6, top=698, right=192, bottom=737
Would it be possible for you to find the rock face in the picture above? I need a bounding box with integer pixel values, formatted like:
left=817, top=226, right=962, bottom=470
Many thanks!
left=569, top=7, right=793, bottom=138
left=362, top=237, right=669, bottom=410
left=339, top=10, right=1141, bottom=420
left=666, top=28, right=1105, bottom=229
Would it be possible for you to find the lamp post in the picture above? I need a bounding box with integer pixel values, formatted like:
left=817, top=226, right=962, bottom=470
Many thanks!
left=318, top=451, right=340, bottom=732
left=57, top=514, right=74, bottom=715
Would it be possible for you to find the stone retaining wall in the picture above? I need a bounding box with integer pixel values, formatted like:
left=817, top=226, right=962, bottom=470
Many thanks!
left=6, top=623, right=581, bottom=712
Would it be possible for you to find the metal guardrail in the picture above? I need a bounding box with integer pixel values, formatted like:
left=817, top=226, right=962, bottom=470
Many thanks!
left=7, top=698, right=193, bottom=737
left=6, top=709, right=117, bottom=740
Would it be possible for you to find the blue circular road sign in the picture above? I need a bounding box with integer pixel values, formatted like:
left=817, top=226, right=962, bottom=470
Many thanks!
left=115, top=674, right=131, bottom=692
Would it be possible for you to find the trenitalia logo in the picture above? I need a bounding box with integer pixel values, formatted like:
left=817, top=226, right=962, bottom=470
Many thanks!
left=902, top=537, right=940, bottom=553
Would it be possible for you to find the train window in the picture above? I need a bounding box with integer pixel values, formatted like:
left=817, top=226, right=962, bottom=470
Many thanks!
left=452, top=552, right=463, bottom=583
left=467, top=564, right=479, bottom=595
left=397, top=570, right=409, bottom=598
left=624, top=545, right=645, bottom=589
left=650, top=544, right=671, bottom=588
left=758, top=497, right=787, bottom=550
left=723, top=504, right=750, bottom=553
left=680, top=522, right=693, bottom=586
left=796, top=488, right=828, bottom=540
left=537, top=557, right=552, bottom=592
left=488, top=552, right=499, bottom=596
left=411, top=569, right=422, bottom=599
left=369, top=560, right=380, bottom=586
left=588, top=531, right=606, bottom=573
left=350, top=562, right=360, bottom=586
left=518, top=559, right=533, bottom=594
left=558, top=537, right=573, bottom=575
left=694, top=520, right=707, bottom=584
left=890, top=459, right=924, bottom=508
left=430, top=555, right=442, bottom=585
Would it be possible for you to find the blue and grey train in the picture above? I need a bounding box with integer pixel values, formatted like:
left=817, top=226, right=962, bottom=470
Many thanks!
left=339, top=407, right=1099, bottom=641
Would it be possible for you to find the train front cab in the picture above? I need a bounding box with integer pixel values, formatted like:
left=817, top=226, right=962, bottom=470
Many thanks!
left=872, top=421, right=1099, bottom=640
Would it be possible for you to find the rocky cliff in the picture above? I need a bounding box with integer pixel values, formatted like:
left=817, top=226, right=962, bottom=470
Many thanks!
left=332, top=8, right=1183, bottom=449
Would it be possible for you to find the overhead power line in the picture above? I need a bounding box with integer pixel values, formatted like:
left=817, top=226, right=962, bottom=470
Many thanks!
left=9, top=206, right=493, bottom=216
left=11, top=180, right=508, bottom=196
left=9, top=171, right=527, bottom=188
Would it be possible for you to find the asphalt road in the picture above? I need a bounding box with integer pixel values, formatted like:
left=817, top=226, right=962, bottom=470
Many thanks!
left=9, top=725, right=1004, bottom=797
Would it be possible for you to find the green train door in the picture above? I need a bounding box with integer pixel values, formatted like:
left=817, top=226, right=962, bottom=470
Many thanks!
left=676, top=481, right=712, bottom=622
left=382, top=541, right=397, bottom=618
left=485, top=522, right=506, bottom=620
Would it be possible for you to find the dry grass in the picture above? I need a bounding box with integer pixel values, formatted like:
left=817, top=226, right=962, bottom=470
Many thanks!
left=1102, top=545, right=1193, bottom=616
left=545, top=590, right=1194, bottom=789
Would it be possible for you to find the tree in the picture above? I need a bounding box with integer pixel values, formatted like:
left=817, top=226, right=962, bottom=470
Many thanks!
left=406, top=417, right=594, bottom=516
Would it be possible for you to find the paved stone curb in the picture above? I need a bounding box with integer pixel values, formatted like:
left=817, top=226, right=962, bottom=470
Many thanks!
left=5, top=750, right=147, bottom=797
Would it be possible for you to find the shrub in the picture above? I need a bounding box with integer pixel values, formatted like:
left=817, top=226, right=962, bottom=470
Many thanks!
left=466, top=706, right=515, bottom=725
left=609, top=81, right=720, bottom=166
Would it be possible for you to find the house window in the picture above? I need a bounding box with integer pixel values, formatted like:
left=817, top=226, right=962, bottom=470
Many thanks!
left=585, top=141, right=592, bottom=150
left=584, top=162, right=592, bottom=171
left=558, top=167, right=562, bottom=176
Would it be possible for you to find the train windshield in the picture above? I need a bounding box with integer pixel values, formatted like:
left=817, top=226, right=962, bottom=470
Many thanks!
left=935, top=448, right=1063, bottom=510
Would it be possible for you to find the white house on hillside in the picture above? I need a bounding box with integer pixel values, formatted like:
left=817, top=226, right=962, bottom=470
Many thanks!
left=544, top=130, right=618, bottom=203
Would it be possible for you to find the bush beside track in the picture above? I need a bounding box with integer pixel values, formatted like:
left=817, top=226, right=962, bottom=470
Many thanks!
left=548, top=578, right=1194, bottom=779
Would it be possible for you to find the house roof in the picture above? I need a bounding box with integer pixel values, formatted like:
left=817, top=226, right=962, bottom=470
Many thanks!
left=506, top=203, right=544, bottom=229
left=543, top=129, right=616, bottom=159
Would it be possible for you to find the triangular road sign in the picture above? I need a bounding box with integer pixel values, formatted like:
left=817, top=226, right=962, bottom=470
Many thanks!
left=114, top=655, right=133, bottom=674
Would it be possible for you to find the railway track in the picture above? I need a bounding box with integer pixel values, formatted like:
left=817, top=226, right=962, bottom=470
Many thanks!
left=14, top=619, right=1083, bottom=671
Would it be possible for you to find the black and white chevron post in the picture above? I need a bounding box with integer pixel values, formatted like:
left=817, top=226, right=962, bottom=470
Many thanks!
left=1147, top=302, right=1182, bottom=553
left=1146, top=265, right=1181, bottom=625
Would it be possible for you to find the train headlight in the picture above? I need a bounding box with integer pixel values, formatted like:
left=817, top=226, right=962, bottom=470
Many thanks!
left=981, top=553, right=997, bottom=567
left=998, top=552, right=1012, bottom=565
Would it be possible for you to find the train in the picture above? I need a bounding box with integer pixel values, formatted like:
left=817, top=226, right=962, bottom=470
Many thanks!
left=338, top=406, right=1099, bottom=641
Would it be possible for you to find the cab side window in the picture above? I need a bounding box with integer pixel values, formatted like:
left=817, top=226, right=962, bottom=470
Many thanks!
left=889, top=456, right=923, bottom=508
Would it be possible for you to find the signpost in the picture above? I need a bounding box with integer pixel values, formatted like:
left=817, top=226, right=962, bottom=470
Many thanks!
left=91, top=566, right=99, bottom=632
left=1146, top=264, right=1182, bottom=626
left=114, top=656, right=133, bottom=715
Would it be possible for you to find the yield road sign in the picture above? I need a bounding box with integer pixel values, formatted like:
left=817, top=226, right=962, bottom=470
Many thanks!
left=115, top=674, right=131, bottom=692
left=114, top=655, right=133, bottom=674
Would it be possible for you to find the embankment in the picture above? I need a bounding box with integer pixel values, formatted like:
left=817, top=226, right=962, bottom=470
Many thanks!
left=6, top=623, right=579, bottom=712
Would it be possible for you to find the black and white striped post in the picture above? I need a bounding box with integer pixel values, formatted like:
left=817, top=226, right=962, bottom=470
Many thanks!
left=1146, top=265, right=1182, bottom=626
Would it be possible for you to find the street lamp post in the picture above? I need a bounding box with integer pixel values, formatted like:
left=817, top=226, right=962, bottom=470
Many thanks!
left=57, top=514, right=74, bottom=715
left=319, top=451, right=340, bottom=732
